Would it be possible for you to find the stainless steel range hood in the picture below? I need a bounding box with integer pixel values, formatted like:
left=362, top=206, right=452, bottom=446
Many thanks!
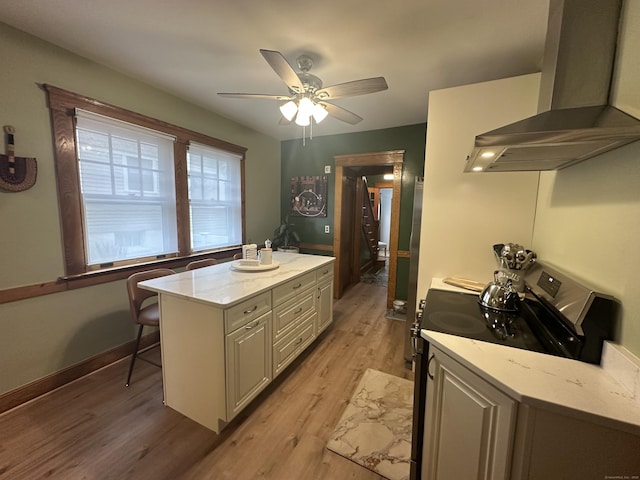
left=465, top=0, right=640, bottom=172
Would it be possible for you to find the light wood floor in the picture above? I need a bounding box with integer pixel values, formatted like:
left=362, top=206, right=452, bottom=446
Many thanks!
left=0, top=281, right=413, bottom=480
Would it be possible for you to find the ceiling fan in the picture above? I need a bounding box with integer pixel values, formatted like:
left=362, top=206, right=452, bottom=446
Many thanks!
left=218, top=49, right=388, bottom=127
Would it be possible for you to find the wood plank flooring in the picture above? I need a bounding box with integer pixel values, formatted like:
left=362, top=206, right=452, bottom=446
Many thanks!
left=0, top=281, right=413, bottom=480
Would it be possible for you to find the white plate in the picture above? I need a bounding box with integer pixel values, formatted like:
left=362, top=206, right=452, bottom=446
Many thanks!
left=230, top=260, right=280, bottom=272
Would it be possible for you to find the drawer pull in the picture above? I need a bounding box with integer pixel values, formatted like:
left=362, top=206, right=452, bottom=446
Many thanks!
left=295, top=307, right=303, bottom=315
left=245, top=320, right=260, bottom=330
left=427, top=354, right=435, bottom=380
left=293, top=283, right=302, bottom=290
left=243, top=305, right=258, bottom=314
left=295, top=337, right=303, bottom=345
left=317, top=287, right=321, bottom=299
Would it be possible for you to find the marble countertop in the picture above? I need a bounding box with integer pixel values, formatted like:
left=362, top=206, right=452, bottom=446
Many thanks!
left=422, top=279, right=640, bottom=437
left=423, top=331, right=640, bottom=436
left=139, top=252, right=334, bottom=308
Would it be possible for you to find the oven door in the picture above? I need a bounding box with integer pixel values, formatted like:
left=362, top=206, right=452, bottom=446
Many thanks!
left=410, top=333, right=429, bottom=480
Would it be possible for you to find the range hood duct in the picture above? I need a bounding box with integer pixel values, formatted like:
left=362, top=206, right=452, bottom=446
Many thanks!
left=465, top=0, right=640, bottom=172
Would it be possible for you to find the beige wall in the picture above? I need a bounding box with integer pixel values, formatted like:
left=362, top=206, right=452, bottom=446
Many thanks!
left=417, top=73, right=541, bottom=300
left=0, top=23, right=281, bottom=394
left=419, top=1, right=640, bottom=358
left=531, top=0, right=640, bottom=357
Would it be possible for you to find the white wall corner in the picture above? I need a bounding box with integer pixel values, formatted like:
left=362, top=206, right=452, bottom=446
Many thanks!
left=601, top=341, right=640, bottom=401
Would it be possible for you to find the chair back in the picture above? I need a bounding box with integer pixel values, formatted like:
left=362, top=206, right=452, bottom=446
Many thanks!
left=185, top=258, right=219, bottom=271
left=126, top=268, right=175, bottom=323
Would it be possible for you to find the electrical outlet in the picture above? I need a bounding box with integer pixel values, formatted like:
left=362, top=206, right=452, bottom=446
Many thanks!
left=324, top=165, right=331, bottom=174
left=324, top=225, right=330, bottom=234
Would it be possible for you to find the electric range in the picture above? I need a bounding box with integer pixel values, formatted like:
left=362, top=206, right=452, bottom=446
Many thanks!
left=409, top=261, right=619, bottom=480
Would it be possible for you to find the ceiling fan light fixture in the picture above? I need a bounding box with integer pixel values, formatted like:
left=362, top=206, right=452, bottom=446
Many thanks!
left=295, top=111, right=311, bottom=126
left=312, top=103, right=328, bottom=123
left=219, top=49, right=388, bottom=144
left=280, top=101, right=297, bottom=121
left=297, top=97, right=315, bottom=118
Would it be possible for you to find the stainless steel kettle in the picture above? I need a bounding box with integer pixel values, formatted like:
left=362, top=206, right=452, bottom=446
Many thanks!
left=478, top=271, right=520, bottom=312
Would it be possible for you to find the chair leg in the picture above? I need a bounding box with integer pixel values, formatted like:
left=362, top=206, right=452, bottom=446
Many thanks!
left=125, top=324, right=144, bottom=387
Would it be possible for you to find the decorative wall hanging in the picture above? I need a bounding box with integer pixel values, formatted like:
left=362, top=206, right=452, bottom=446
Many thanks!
left=1, top=126, right=37, bottom=192
left=290, top=175, right=327, bottom=217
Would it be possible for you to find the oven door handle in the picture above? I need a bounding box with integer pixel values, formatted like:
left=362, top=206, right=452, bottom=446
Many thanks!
left=427, top=353, right=435, bottom=380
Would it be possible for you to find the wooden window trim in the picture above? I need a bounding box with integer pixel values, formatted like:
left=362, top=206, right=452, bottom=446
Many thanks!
left=43, top=84, right=247, bottom=279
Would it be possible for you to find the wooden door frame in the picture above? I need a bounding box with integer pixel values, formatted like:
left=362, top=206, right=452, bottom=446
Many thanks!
left=333, top=150, right=404, bottom=309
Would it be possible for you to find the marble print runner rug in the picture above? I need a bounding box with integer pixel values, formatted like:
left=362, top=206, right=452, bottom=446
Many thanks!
left=326, top=369, right=414, bottom=480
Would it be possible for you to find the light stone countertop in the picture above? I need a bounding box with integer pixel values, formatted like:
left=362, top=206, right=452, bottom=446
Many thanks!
left=422, top=331, right=640, bottom=436
left=138, top=252, right=334, bottom=308
left=422, top=279, right=640, bottom=437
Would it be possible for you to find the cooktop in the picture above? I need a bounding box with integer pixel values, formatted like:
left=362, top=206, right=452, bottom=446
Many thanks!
left=420, top=288, right=554, bottom=356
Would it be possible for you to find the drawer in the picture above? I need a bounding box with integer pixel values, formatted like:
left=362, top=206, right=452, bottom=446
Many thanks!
left=273, top=311, right=316, bottom=378
left=272, top=271, right=316, bottom=306
left=316, top=265, right=334, bottom=284
left=224, top=291, right=272, bottom=333
left=273, top=288, right=315, bottom=343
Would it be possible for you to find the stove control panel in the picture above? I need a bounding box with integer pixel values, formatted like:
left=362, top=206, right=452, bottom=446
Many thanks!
left=537, top=271, right=562, bottom=298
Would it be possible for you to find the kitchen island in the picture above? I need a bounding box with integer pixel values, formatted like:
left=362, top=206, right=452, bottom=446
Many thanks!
left=139, top=252, right=334, bottom=433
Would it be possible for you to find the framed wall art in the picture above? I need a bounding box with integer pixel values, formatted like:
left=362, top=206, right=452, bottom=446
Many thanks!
left=290, top=175, right=328, bottom=217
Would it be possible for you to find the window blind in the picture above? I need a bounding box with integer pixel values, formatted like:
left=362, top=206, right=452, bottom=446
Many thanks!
left=187, top=142, right=242, bottom=251
left=75, top=110, right=178, bottom=266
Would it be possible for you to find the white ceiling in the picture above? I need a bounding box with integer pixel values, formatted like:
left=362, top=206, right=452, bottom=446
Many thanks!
left=0, top=0, right=550, bottom=141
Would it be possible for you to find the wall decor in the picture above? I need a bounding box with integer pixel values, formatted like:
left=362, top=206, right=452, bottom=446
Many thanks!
left=1, top=126, right=37, bottom=192
left=290, top=175, right=327, bottom=217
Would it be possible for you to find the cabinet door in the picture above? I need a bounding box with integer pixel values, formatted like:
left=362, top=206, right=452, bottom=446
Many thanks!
left=225, top=311, right=272, bottom=420
left=422, top=347, right=515, bottom=480
left=316, top=278, right=333, bottom=334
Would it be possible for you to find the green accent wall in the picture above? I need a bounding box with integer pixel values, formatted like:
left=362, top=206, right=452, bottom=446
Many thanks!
left=281, top=123, right=426, bottom=300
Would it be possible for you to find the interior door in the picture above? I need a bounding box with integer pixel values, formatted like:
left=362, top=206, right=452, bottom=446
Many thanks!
left=336, top=172, right=356, bottom=297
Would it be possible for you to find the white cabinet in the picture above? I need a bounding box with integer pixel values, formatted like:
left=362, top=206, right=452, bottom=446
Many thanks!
left=422, top=346, right=516, bottom=480
left=157, top=260, right=335, bottom=433
left=225, top=310, right=272, bottom=420
left=224, top=291, right=271, bottom=333
left=273, top=282, right=315, bottom=343
left=510, top=404, right=640, bottom=480
left=272, top=311, right=316, bottom=377
left=316, top=266, right=334, bottom=335
left=272, top=271, right=318, bottom=378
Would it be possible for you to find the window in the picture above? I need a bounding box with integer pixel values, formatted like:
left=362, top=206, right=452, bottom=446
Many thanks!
left=75, top=110, right=178, bottom=267
left=188, top=142, right=242, bottom=251
left=45, top=84, right=247, bottom=277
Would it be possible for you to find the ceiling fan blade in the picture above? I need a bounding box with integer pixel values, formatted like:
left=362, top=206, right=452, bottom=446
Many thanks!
left=318, top=102, right=363, bottom=125
left=316, top=77, right=388, bottom=100
left=260, top=49, right=305, bottom=94
left=217, top=93, right=292, bottom=101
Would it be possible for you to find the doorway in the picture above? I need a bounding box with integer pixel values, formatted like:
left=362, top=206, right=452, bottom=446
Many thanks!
left=332, top=150, right=404, bottom=309
left=378, top=187, right=392, bottom=252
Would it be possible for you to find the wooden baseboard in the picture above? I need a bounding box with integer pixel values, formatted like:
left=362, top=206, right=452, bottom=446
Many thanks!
left=0, top=331, right=160, bottom=415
